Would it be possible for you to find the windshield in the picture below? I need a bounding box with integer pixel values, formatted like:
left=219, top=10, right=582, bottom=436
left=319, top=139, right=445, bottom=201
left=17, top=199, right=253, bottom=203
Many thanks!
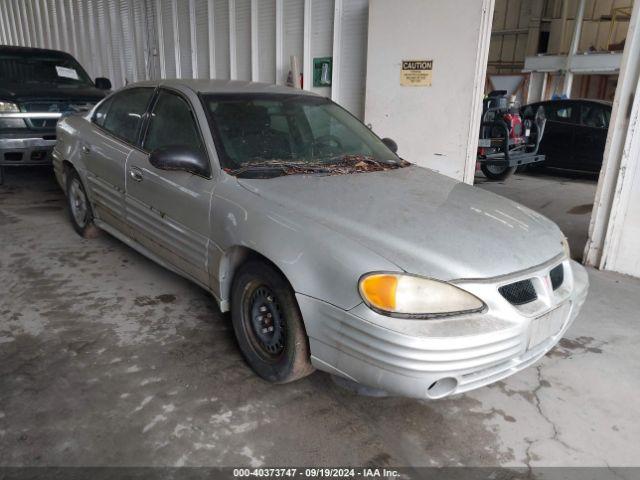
left=202, top=93, right=404, bottom=175
left=0, top=51, right=93, bottom=86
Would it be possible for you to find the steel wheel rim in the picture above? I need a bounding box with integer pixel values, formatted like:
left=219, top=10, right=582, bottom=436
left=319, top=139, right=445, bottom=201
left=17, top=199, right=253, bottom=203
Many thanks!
left=244, top=284, right=286, bottom=361
left=485, top=164, right=507, bottom=175
left=69, top=178, right=88, bottom=228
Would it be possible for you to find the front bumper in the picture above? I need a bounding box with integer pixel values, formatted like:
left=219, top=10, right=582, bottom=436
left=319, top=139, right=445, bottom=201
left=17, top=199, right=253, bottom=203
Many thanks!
left=0, top=134, right=56, bottom=166
left=299, top=258, right=589, bottom=399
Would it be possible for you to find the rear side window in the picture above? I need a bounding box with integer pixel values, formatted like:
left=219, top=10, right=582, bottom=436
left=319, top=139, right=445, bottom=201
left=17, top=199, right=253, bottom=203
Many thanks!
left=99, top=88, right=154, bottom=145
left=143, top=90, right=205, bottom=154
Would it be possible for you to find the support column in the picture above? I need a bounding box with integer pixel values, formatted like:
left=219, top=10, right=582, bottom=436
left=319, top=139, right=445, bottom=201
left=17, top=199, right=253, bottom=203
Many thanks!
left=526, top=72, right=547, bottom=104
left=364, top=0, right=495, bottom=183
left=585, top=0, right=640, bottom=274
left=563, top=0, right=586, bottom=97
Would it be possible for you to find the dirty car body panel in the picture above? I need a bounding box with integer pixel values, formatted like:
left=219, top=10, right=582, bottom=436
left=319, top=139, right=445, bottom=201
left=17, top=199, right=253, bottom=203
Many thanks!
left=54, top=79, right=589, bottom=399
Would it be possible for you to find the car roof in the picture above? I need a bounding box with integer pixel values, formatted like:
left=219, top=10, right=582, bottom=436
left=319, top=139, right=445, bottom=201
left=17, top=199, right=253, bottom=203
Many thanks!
left=526, top=98, right=612, bottom=107
left=129, top=79, right=318, bottom=97
left=0, top=44, right=75, bottom=57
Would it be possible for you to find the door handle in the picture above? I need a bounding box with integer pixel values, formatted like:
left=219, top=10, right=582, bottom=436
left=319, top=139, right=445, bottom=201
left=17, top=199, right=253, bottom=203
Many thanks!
left=81, top=145, right=91, bottom=154
left=129, top=167, right=143, bottom=182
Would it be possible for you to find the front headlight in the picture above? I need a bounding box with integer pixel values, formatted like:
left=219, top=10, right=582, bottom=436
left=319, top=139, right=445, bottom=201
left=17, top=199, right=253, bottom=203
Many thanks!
left=359, top=273, right=485, bottom=318
left=0, top=101, right=20, bottom=113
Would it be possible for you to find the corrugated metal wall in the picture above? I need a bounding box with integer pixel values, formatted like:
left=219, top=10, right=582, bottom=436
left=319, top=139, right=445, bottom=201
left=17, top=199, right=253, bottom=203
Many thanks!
left=0, top=0, right=369, bottom=117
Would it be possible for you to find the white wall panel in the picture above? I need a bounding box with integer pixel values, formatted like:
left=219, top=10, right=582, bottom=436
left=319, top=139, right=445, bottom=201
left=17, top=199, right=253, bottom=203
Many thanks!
left=58, top=0, right=72, bottom=53
left=144, top=0, right=161, bottom=80
left=0, top=0, right=371, bottom=118
left=159, top=0, right=176, bottom=78
left=235, top=0, right=251, bottom=80
left=108, top=0, right=128, bottom=86
left=95, top=0, right=116, bottom=82
left=337, top=0, right=368, bottom=117
left=194, top=0, right=210, bottom=79
left=0, top=5, right=10, bottom=44
left=133, top=0, right=151, bottom=80
left=309, top=0, right=333, bottom=95
left=116, top=0, right=136, bottom=83
left=256, top=0, right=276, bottom=83
left=24, top=0, right=37, bottom=46
left=13, top=0, right=27, bottom=46
left=175, top=0, right=192, bottom=78
left=0, top=9, right=7, bottom=44
left=40, top=0, right=52, bottom=48
left=7, top=0, right=18, bottom=44
left=73, top=0, right=89, bottom=69
left=365, top=0, right=494, bottom=181
left=214, top=0, right=231, bottom=79
left=283, top=0, right=304, bottom=79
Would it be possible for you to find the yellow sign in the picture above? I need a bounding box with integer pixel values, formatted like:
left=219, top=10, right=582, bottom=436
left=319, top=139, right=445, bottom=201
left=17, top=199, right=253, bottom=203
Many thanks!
left=400, top=60, right=433, bottom=87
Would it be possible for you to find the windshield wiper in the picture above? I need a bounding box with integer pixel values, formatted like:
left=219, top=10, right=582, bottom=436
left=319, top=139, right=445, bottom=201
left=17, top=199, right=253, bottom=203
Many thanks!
left=225, top=156, right=410, bottom=178
left=226, top=160, right=334, bottom=178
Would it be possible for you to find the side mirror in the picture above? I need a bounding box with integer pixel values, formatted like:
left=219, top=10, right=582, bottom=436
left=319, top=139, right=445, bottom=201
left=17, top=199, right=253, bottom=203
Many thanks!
left=95, top=77, right=112, bottom=90
left=382, top=137, right=398, bottom=153
left=149, top=145, right=210, bottom=177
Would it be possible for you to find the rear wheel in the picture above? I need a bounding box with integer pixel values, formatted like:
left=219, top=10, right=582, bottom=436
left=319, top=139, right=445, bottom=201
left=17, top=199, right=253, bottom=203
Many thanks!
left=66, top=169, right=100, bottom=238
left=231, top=260, right=314, bottom=383
left=481, top=164, right=517, bottom=181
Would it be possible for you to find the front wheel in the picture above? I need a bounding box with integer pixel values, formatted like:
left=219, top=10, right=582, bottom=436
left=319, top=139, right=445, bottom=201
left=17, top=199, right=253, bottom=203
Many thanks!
left=66, top=169, right=100, bottom=238
left=481, top=164, right=517, bottom=181
left=231, top=260, right=314, bottom=383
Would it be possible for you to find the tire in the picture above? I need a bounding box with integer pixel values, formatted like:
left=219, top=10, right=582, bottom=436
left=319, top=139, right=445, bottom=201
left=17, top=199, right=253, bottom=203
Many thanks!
left=481, top=164, right=517, bottom=181
left=66, top=169, right=100, bottom=239
left=231, top=260, right=314, bottom=383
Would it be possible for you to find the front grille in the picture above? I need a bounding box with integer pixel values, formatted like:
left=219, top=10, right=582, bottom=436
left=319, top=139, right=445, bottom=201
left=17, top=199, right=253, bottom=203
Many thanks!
left=27, top=119, right=58, bottom=129
left=550, top=264, right=564, bottom=290
left=22, top=100, right=94, bottom=130
left=23, top=101, right=95, bottom=113
left=3, top=152, right=23, bottom=162
left=499, top=279, right=537, bottom=305
left=24, top=102, right=58, bottom=112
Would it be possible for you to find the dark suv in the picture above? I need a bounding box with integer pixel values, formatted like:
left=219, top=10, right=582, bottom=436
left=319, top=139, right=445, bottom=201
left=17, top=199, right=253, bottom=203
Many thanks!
left=0, top=45, right=111, bottom=183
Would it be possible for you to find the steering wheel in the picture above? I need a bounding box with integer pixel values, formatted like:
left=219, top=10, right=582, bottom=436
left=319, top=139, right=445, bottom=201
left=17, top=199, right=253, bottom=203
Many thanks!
left=312, top=135, right=344, bottom=156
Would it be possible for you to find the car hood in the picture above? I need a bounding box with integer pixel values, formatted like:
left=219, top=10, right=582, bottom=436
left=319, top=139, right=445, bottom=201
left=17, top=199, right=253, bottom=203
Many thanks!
left=0, top=82, right=107, bottom=103
left=237, top=165, right=565, bottom=280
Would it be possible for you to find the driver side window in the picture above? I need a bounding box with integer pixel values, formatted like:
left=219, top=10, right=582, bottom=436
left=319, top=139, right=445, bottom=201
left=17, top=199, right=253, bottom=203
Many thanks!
left=144, top=91, right=205, bottom=155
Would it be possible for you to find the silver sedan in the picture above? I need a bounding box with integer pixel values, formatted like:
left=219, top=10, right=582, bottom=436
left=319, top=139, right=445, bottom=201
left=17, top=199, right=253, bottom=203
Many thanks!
left=53, top=80, right=589, bottom=399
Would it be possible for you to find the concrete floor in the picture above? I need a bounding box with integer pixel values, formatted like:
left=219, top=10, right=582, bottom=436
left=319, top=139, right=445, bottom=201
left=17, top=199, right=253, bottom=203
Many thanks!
left=1, top=167, right=639, bottom=468
left=476, top=169, right=598, bottom=261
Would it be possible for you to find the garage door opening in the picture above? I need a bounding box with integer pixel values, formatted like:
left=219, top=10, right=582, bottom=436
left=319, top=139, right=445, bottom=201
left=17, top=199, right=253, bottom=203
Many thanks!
left=475, top=0, right=632, bottom=262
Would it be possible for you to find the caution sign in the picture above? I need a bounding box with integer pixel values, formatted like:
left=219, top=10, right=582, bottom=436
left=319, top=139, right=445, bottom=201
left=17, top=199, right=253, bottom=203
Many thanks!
left=400, top=60, right=433, bottom=86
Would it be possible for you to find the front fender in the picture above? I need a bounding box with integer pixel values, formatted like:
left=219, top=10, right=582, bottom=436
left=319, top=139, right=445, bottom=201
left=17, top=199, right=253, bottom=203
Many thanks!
left=211, top=176, right=401, bottom=311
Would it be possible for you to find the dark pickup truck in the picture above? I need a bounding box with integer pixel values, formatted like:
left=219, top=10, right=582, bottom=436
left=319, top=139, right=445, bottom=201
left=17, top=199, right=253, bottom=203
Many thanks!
left=0, top=45, right=111, bottom=183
